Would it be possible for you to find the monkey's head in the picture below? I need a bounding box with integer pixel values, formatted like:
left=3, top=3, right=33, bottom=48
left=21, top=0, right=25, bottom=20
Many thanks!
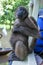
left=15, top=6, right=28, bottom=20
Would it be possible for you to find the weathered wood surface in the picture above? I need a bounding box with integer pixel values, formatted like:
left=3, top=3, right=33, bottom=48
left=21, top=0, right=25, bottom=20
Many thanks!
left=12, top=52, right=37, bottom=65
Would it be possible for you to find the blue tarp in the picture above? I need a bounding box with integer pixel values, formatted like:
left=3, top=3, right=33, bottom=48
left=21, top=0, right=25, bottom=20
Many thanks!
left=34, top=10, right=43, bottom=53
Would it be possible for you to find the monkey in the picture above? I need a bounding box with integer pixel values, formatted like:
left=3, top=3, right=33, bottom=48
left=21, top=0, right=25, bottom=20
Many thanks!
left=9, top=6, right=40, bottom=61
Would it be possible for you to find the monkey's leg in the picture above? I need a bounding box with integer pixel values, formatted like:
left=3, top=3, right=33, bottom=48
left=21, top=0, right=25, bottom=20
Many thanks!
left=15, top=41, right=28, bottom=61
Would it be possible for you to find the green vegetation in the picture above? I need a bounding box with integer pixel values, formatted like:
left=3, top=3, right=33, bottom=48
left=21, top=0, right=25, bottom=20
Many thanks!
left=0, top=0, right=29, bottom=30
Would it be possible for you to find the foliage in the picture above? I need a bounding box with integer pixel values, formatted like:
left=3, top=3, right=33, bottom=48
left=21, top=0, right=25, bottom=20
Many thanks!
left=0, top=0, right=29, bottom=29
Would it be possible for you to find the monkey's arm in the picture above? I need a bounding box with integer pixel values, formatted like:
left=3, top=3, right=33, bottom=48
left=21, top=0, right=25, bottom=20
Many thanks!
left=25, top=17, right=38, bottom=31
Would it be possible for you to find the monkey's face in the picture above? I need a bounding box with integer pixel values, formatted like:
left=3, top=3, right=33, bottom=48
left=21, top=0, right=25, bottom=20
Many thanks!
left=16, top=6, right=28, bottom=20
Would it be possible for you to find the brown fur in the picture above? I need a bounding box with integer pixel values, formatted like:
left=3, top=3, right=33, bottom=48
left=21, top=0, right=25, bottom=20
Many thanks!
left=10, top=6, right=40, bottom=61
